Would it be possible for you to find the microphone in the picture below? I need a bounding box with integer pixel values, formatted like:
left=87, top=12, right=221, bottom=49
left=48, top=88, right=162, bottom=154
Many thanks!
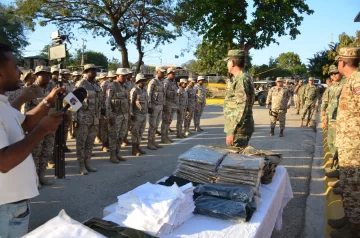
left=61, top=87, right=87, bottom=112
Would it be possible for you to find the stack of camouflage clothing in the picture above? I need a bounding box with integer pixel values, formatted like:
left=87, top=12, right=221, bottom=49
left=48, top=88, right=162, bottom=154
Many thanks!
left=216, top=153, right=264, bottom=189
left=173, top=145, right=228, bottom=184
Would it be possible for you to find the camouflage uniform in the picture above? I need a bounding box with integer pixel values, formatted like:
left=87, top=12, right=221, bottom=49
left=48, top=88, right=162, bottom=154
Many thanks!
left=99, top=80, right=111, bottom=148
left=335, top=69, right=360, bottom=224
left=301, top=84, right=320, bottom=122
left=5, top=88, right=22, bottom=104
left=296, top=84, right=306, bottom=114
left=162, top=77, right=178, bottom=142
left=224, top=71, right=255, bottom=150
left=177, top=83, right=188, bottom=137
left=184, top=83, right=196, bottom=132
left=123, top=77, right=135, bottom=144
left=194, top=83, right=206, bottom=129
left=105, top=80, right=129, bottom=154
left=266, top=85, right=292, bottom=130
left=130, top=84, right=148, bottom=144
left=147, top=77, right=165, bottom=144
left=75, top=75, right=101, bottom=167
left=63, top=80, right=75, bottom=144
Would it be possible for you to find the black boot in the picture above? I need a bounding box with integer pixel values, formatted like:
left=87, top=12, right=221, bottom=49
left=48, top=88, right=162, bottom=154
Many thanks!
left=330, top=221, right=360, bottom=238
left=270, top=128, right=275, bottom=136
left=328, top=216, right=348, bottom=229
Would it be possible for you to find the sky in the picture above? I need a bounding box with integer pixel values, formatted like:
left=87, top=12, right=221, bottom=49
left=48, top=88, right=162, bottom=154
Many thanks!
left=3, top=0, right=360, bottom=67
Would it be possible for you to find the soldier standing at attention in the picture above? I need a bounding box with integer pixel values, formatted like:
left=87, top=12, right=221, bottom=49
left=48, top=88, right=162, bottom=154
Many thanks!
left=147, top=66, right=166, bottom=150
left=184, top=78, right=196, bottom=136
left=122, top=68, right=135, bottom=146
left=177, top=78, right=188, bottom=138
left=161, top=67, right=178, bottom=144
left=266, top=77, right=292, bottom=137
left=75, top=64, right=101, bottom=175
left=223, top=49, right=255, bottom=151
left=105, top=68, right=129, bottom=164
left=60, top=69, right=75, bottom=153
left=295, top=80, right=305, bottom=114
left=300, top=77, right=320, bottom=127
left=194, top=76, right=206, bottom=132
left=327, top=47, right=360, bottom=238
left=99, top=72, right=112, bottom=152
left=320, top=78, right=332, bottom=130
left=130, top=74, right=148, bottom=156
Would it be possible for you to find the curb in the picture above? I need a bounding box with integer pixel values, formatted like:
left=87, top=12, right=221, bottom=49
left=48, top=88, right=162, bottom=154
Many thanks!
left=304, top=121, right=326, bottom=238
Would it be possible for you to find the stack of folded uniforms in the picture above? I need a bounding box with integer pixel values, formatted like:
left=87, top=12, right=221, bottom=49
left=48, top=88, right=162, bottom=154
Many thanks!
left=173, top=145, right=228, bottom=184
left=193, top=184, right=257, bottom=222
left=113, top=182, right=195, bottom=236
left=216, top=153, right=264, bottom=190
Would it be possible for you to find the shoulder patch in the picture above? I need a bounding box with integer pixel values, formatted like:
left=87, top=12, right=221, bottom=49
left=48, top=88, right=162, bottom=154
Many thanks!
left=354, top=86, right=360, bottom=95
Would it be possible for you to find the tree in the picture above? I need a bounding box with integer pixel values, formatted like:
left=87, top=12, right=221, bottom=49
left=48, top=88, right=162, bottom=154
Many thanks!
left=307, top=50, right=332, bottom=80
left=130, top=0, right=179, bottom=73
left=15, top=0, right=141, bottom=68
left=108, top=57, right=122, bottom=71
left=81, top=51, right=108, bottom=70
left=0, top=3, right=29, bottom=57
left=276, top=52, right=307, bottom=76
left=175, top=0, right=313, bottom=52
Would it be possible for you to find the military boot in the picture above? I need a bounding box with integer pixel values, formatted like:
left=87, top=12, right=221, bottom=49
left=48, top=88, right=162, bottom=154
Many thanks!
left=95, top=136, right=101, bottom=144
left=184, top=127, right=191, bottom=136
left=155, top=130, right=161, bottom=136
left=85, top=158, right=98, bottom=172
left=137, top=144, right=146, bottom=154
left=132, top=144, right=141, bottom=156
left=305, top=120, right=310, bottom=127
left=279, top=129, right=284, bottom=137
left=328, top=180, right=340, bottom=188
left=195, top=124, right=201, bottom=132
left=64, top=145, right=71, bottom=153
left=198, top=125, right=204, bottom=131
left=110, top=151, right=120, bottom=164
left=328, top=216, right=349, bottom=229
left=116, top=147, right=127, bottom=161
left=270, top=128, right=275, bottom=136
left=48, top=160, right=55, bottom=169
left=332, top=187, right=342, bottom=195
left=166, top=124, right=174, bottom=142
left=161, top=124, right=171, bottom=144
left=122, top=136, right=132, bottom=146
left=79, top=160, right=88, bottom=175
left=153, top=140, right=163, bottom=148
left=330, top=221, right=360, bottom=238
left=325, top=169, right=340, bottom=179
left=102, top=145, right=109, bottom=152
left=38, top=169, right=55, bottom=186
left=147, top=140, right=157, bottom=150
left=299, top=119, right=304, bottom=127
left=168, top=127, right=174, bottom=133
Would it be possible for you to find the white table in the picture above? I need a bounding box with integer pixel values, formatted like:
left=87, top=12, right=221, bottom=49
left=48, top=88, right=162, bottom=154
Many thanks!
left=103, top=166, right=293, bottom=238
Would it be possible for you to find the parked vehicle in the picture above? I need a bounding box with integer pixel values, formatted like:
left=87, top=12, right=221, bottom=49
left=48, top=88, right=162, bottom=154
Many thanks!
left=253, top=80, right=276, bottom=106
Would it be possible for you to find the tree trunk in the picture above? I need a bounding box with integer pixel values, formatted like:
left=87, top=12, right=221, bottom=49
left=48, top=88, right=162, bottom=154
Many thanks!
left=119, top=44, right=130, bottom=68
left=136, top=51, right=144, bottom=74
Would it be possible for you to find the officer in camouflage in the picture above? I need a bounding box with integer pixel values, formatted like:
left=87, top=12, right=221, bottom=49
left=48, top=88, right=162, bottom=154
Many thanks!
left=162, top=67, right=178, bottom=144
left=295, top=80, right=305, bottom=114
left=194, top=76, right=206, bottom=132
left=266, top=77, right=292, bottom=137
left=327, top=47, right=360, bottom=238
left=320, top=78, right=332, bottom=123
left=105, top=68, right=129, bottom=164
left=223, top=49, right=255, bottom=151
left=98, top=72, right=110, bottom=152
left=184, top=78, right=196, bottom=136
left=147, top=66, right=166, bottom=150
left=75, top=64, right=101, bottom=175
left=300, top=77, right=320, bottom=127
left=130, top=73, right=148, bottom=156
left=177, top=78, right=188, bottom=138
left=61, top=69, right=75, bottom=152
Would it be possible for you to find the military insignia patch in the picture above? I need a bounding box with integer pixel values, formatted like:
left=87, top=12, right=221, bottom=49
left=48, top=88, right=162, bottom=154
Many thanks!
left=354, top=87, right=360, bottom=95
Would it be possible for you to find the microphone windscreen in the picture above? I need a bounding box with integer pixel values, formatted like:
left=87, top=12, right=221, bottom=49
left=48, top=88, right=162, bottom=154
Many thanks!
left=72, top=87, right=87, bottom=103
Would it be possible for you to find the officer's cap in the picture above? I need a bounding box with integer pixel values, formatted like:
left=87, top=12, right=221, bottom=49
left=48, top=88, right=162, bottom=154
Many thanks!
left=82, top=64, right=100, bottom=73
left=180, top=78, right=188, bottom=84
left=135, top=73, right=147, bottom=83
left=34, top=65, right=51, bottom=75
left=167, top=67, right=176, bottom=74
left=99, top=72, right=107, bottom=79
left=197, top=76, right=206, bottom=81
left=224, top=49, right=246, bottom=61
left=115, top=68, right=129, bottom=75
left=155, top=66, right=166, bottom=72
left=60, top=69, right=71, bottom=75
left=107, top=71, right=116, bottom=78
left=276, top=77, right=283, bottom=82
left=21, top=70, right=33, bottom=82
left=329, top=65, right=339, bottom=74
left=335, top=47, right=360, bottom=60
left=72, top=71, right=82, bottom=76
left=188, top=78, right=196, bottom=83
left=309, top=77, right=314, bottom=81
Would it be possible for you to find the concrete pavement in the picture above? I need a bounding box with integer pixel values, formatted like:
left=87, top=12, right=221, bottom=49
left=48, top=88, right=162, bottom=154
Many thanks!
left=29, top=104, right=319, bottom=237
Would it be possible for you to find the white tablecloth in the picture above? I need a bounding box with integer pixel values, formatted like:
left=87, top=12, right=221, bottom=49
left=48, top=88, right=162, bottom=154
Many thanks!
left=103, top=166, right=293, bottom=238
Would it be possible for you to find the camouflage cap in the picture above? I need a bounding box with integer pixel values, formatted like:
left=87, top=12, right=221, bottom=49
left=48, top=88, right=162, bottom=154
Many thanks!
left=51, top=65, right=59, bottom=73
left=107, top=71, right=116, bottom=78
left=72, top=71, right=81, bottom=76
left=223, top=49, right=246, bottom=61
left=82, top=64, right=100, bottom=73
left=21, top=70, right=33, bottom=82
left=329, top=65, right=339, bottom=74
left=276, top=77, right=283, bottom=82
left=167, top=67, right=176, bottom=74
left=60, top=69, right=71, bottom=75
left=309, top=77, right=314, bottom=81
left=99, top=72, right=107, bottom=79
left=180, top=78, right=188, bottom=83
left=115, top=68, right=128, bottom=75
left=335, top=47, right=360, bottom=60
left=197, top=76, right=206, bottom=81
left=34, top=65, right=51, bottom=74
left=188, top=78, right=196, bottom=83
left=155, top=66, right=166, bottom=72
left=135, top=73, right=147, bottom=83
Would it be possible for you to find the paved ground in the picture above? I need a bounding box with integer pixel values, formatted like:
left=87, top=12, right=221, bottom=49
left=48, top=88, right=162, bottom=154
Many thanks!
left=29, top=104, right=317, bottom=237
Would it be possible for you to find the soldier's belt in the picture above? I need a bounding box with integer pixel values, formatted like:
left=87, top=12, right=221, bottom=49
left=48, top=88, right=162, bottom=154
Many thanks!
left=269, top=109, right=286, bottom=117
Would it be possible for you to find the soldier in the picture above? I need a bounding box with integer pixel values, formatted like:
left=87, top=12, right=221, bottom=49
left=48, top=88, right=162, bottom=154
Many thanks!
left=105, top=68, right=129, bottom=163
left=5, top=69, right=34, bottom=106
left=95, top=73, right=107, bottom=145
left=49, top=65, right=60, bottom=90
left=161, top=67, right=178, bottom=144
left=147, top=66, right=166, bottom=150
left=327, top=47, right=360, bottom=238
left=99, top=72, right=112, bottom=152
left=61, top=69, right=75, bottom=152
left=177, top=78, right=188, bottom=138
left=266, top=77, right=292, bottom=137
left=300, top=77, right=320, bottom=127
left=122, top=68, right=135, bottom=146
left=320, top=78, right=333, bottom=128
left=130, top=73, right=148, bottom=156
left=295, top=80, right=305, bottom=114
left=75, top=64, right=101, bottom=175
left=25, top=66, right=55, bottom=187
left=194, top=76, right=207, bottom=131
left=184, top=78, right=196, bottom=136
left=223, top=49, right=255, bottom=151
left=72, top=71, right=82, bottom=83
left=69, top=71, right=82, bottom=139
